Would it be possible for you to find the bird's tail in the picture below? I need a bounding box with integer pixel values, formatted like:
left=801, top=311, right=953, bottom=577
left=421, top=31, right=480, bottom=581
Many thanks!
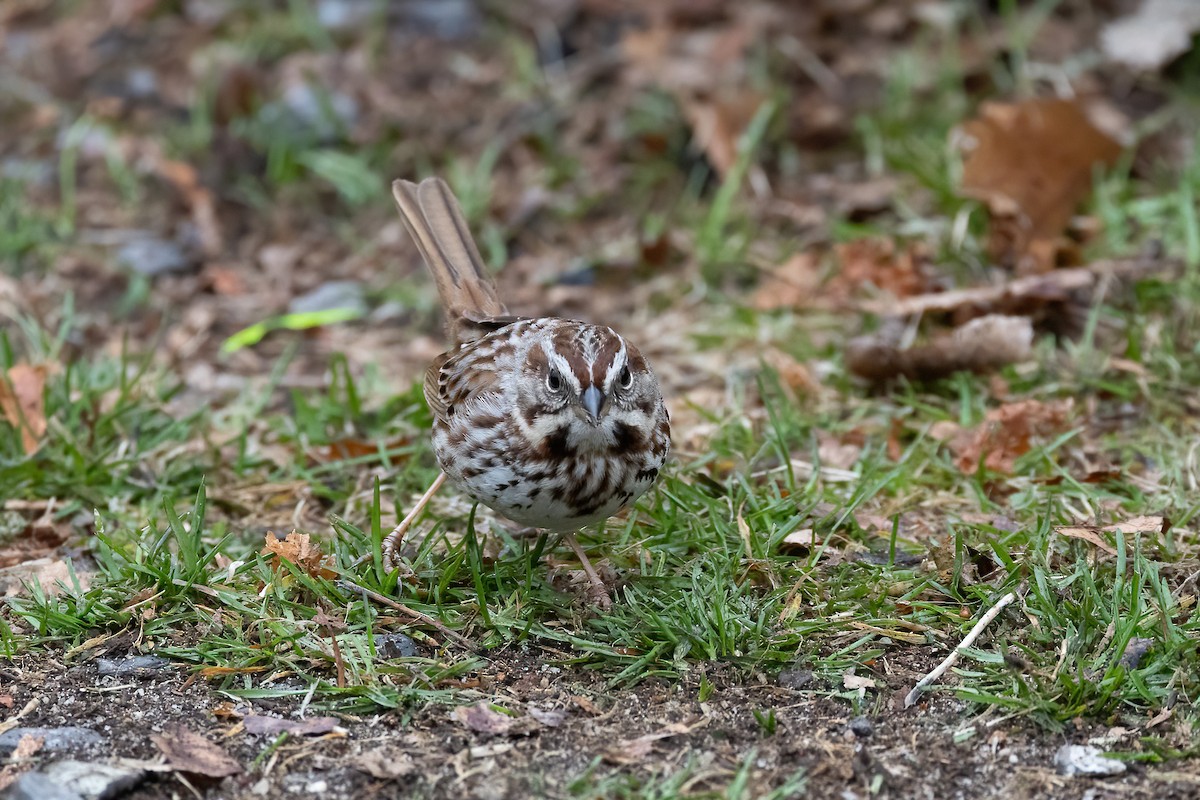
left=392, top=177, right=507, bottom=341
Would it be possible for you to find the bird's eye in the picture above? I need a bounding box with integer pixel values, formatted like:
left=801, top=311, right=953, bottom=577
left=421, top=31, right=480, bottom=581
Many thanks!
left=546, top=370, right=564, bottom=392
left=619, top=365, right=633, bottom=389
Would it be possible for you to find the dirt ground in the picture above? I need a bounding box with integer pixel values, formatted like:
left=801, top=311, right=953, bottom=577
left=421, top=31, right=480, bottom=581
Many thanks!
left=6, top=643, right=1199, bottom=800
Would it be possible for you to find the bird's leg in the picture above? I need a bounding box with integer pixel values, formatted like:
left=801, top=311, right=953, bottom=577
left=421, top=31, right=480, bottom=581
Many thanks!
left=380, top=472, right=447, bottom=568
left=560, top=532, right=612, bottom=609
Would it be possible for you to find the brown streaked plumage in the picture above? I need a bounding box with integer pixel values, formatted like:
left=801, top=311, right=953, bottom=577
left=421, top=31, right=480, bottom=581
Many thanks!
left=386, top=177, right=670, bottom=603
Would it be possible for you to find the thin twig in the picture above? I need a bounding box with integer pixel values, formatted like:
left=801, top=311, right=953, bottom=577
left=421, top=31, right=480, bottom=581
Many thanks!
left=904, top=591, right=1016, bottom=708
left=337, top=577, right=471, bottom=648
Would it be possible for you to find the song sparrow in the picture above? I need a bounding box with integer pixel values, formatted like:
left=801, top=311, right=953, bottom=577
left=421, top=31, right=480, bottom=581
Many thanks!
left=382, top=177, right=670, bottom=602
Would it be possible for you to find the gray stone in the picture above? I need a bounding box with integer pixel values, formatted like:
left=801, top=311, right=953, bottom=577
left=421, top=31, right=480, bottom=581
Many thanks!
left=1054, top=744, right=1127, bottom=777
left=43, top=760, right=146, bottom=800
left=95, top=655, right=173, bottom=678
left=8, top=771, right=84, bottom=800
left=0, top=728, right=103, bottom=755
left=115, top=237, right=189, bottom=276
left=317, top=0, right=375, bottom=31
left=374, top=632, right=418, bottom=659
left=288, top=280, right=367, bottom=316
left=401, top=0, right=479, bottom=40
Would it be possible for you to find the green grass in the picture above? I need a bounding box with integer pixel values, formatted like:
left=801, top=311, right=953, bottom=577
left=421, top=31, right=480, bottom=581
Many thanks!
left=3, top=2, right=1200, bottom=796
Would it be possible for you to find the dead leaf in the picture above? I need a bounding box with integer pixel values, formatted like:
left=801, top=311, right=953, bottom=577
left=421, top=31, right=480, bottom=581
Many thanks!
left=151, top=725, right=241, bottom=778
left=1101, top=0, right=1200, bottom=71
left=603, top=722, right=698, bottom=765
left=1056, top=526, right=1118, bottom=555
left=1056, top=515, right=1167, bottom=556
left=351, top=746, right=416, bottom=780
left=454, top=702, right=513, bottom=735
left=752, top=252, right=823, bottom=311
left=1107, top=515, right=1168, bottom=535
left=261, top=531, right=336, bottom=580
left=0, top=733, right=44, bottom=792
left=843, top=672, right=877, bottom=691
left=779, top=529, right=816, bottom=555
left=528, top=707, right=566, bottom=727
left=762, top=348, right=821, bottom=397
left=242, top=715, right=340, bottom=736
left=0, top=364, right=49, bottom=456
left=833, top=238, right=935, bottom=300
left=956, top=99, right=1122, bottom=273
left=846, top=315, right=1034, bottom=384
left=950, top=398, right=1073, bottom=475
left=0, top=558, right=88, bottom=597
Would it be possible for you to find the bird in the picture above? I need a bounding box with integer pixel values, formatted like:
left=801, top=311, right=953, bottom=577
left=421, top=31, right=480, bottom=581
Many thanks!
left=382, top=177, right=670, bottom=605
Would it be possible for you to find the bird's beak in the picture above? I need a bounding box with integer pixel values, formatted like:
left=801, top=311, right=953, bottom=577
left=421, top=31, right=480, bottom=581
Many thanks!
left=581, top=385, right=605, bottom=421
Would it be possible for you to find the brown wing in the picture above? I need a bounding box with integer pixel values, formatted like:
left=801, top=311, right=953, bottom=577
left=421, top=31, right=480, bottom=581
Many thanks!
left=392, top=177, right=507, bottom=344
left=422, top=317, right=531, bottom=424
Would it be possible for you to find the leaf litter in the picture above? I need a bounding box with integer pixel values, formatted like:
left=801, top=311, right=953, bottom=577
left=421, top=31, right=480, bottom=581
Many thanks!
left=2, top=1, right=1200, bottom=798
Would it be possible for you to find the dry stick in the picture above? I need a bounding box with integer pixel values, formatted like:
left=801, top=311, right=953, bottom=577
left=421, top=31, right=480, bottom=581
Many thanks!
left=904, top=591, right=1016, bottom=709
left=338, top=577, right=470, bottom=648
left=369, top=471, right=448, bottom=568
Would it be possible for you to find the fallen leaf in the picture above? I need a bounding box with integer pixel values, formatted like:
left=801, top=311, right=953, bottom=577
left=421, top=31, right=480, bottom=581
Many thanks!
left=956, top=99, right=1122, bottom=273
left=0, top=558, right=88, bottom=597
left=0, top=733, right=44, bottom=792
left=779, top=529, right=816, bottom=555
left=261, top=531, right=336, bottom=579
left=833, top=238, right=935, bottom=300
left=1056, top=515, right=1167, bottom=556
left=762, top=348, right=821, bottom=397
left=0, top=364, right=49, bottom=456
left=751, top=252, right=822, bottom=311
left=1101, top=0, right=1200, bottom=71
left=571, top=695, right=601, bottom=716
left=351, top=746, right=416, bottom=780
left=1056, top=526, right=1118, bottom=555
left=528, top=707, right=566, bottom=727
left=951, top=398, right=1074, bottom=475
left=151, top=725, right=241, bottom=778
left=843, top=673, right=877, bottom=691
left=846, top=315, right=1034, bottom=384
left=603, top=722, right=697, bottom=765
left=1107, top=515, right=1168, bottom=535
left=454, top=702, right=513, bottom=735
left=242, top=715, right=340, bottom=737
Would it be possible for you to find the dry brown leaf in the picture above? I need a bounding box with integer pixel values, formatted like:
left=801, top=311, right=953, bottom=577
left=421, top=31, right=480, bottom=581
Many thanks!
left=1056, top=526, right=1118, bottom=555
left=454, top=702, right=513, bottom=736
left=833, top=239, right=935, bottom=300
left=680, top=91, right=765, bottom=179
left=0, top=558, right=88, bottom=598
left=951, top=398, right=1074, bottom=475
left=1056, top=516, right=1166, bottom=555
left=751, top=252, right=822, bottom=311
left=603, top=722, right=697, bottom=765
left=843, top=672, right=877, bottom=691
left=956, top=99, right=1122, bottom=273
left=151, top=725, right=242, bottom=778
left=1107, top=515, right=1168, bottom=535
left=351, top=746, right=416, bottom=780
left=847, top=315, right=1034, bottom=384
left=242, top=715, right=340, bottom=737
left=261, top=531, right=336, bottom=579
left=779, top=529, right=816, bottom=555
left=0, top=364, right=49, bottom=456
left=762, top=348, right=821, bottom=397
left=0, top=732, right=44, bottom=792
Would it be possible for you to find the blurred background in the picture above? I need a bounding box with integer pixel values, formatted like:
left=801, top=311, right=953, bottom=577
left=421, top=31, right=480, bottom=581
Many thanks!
left=1, top=0, right=1197, bottom=428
